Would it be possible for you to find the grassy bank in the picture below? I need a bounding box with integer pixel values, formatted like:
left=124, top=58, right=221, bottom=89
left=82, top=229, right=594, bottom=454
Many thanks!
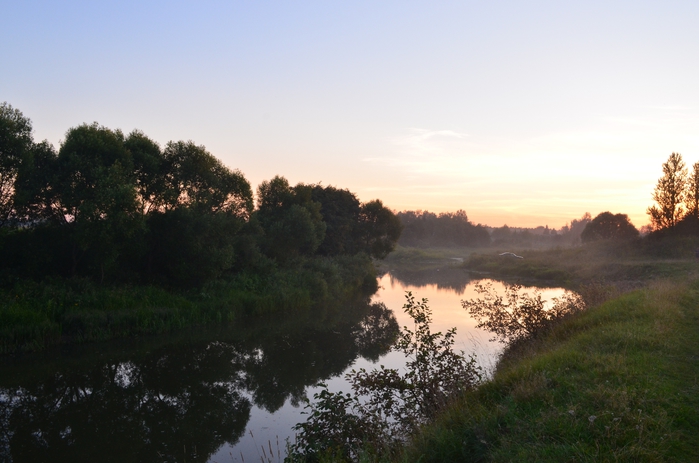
left=402, top=278, right=699, bottom=462
left=0, top=254, right=377, bottom=354
left=464, top=238, right=699, bottom=285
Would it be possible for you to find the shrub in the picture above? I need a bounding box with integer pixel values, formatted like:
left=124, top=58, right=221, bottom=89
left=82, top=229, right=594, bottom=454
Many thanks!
left=288, top=292, right=481, bottom=461
left=461, top=282, right=585, bottom=345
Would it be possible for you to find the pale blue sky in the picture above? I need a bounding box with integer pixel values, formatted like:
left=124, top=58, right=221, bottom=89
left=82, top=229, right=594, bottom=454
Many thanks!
left=3, top=1, right=698, bottom=226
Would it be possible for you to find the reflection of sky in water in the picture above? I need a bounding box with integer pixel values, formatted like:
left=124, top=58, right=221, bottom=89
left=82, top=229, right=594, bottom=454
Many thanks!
left=211, top=270, right=567, bottom=463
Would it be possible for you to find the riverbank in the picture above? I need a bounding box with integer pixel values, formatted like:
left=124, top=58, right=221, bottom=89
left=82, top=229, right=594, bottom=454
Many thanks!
left=463, top=238, right=699, bottom=286
left=0, top=254, right=377, bottom=354
left=401, top=277, right=699, bottom=462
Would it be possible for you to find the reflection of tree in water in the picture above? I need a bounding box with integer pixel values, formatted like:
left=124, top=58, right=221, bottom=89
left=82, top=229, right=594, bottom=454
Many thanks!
left=385, top=267, right=472, bottom=294
left=0, top=300, right=398, bottom=463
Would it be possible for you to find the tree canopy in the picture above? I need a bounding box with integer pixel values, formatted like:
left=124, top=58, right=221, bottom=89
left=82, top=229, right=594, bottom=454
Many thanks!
left=0, top=103, right=402, bottom=287
left=580, top=212, right=639, bottom=243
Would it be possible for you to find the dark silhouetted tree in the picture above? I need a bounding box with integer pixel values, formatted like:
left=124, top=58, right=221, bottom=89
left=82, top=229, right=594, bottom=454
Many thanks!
left=580, top=211, right=639, bottom=243
left=647, top=152, right=687, bottom=230
left=256, top=176, right=326, bottom=260
left=357, top=200, right=402, bottom=259
left=54, top=123, right=143, bottom=278
left=311, top=185, right=362, bottom=256
left=162, top=141, right=253, bottom=217
left=685, top=161, right=699, bottom=220
left=0, top=102, right=34, bottom=225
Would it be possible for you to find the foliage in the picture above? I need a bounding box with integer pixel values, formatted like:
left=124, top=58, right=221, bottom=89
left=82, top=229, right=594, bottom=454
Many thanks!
left=287, top=292, right=481, bottom=461
left=685, top=161, right=699, bottom=219
left=0, top=102, right=33, bottom=225
left=0, top=103, right=402, bottom=291
left=397, top=209, right=490, bottom=248
left=647, top=152, right=687, bottom=230
left=357, top=199, right=403, bottom=259
left=461, top=283, right=586, bottom=344
left=580, top=211, right=639, bottom=243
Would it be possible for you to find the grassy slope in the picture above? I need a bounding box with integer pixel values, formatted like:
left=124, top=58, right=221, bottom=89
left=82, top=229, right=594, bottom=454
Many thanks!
left=402, top=278, right=699, bottom=462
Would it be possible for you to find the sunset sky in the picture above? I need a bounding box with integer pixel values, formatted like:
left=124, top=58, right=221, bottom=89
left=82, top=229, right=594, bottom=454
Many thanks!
left=3, top=1, right=698, bottom=228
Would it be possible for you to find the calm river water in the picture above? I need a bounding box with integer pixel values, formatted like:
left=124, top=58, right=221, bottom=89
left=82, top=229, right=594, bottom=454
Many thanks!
left=0, top=267, right=566, bottom=463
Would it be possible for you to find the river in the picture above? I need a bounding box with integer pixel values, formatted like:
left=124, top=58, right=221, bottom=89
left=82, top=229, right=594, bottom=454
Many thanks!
left=0, top=267, right=567, bottom=463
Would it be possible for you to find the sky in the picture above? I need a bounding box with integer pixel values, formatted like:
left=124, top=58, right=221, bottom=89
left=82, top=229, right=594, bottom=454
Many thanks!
left=2, top=1, right=699, bottom=228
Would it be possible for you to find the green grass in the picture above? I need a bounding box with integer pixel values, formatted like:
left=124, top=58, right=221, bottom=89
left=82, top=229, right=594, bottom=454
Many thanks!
left=401, top=278, right=699, bottom=462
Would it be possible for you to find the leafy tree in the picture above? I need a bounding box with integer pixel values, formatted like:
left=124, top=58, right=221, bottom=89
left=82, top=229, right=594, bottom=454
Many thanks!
left=54, top=123, right=142, bottom=278
left=0, top=102, right=34, bottom=225
left=580, top=211, right=639, bottom=243
left=356, top=200, right=402, bottom=259
left=13, top=140, right=59, bottom=222
left=256, top=176, right=326, bottom=260
left=647, top=152, right=687, bottom=230
left=124, top=130, right=167, bottom=215
left=311, top=185, right=362, bottom=256
left=161, top=141, right=253, bottom=217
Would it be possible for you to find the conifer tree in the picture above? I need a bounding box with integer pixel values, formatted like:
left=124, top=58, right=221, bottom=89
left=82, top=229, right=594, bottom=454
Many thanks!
left=647, top=152, right=687, bottom=230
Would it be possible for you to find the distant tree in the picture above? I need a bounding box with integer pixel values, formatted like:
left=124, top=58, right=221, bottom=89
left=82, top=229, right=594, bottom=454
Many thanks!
left=685, top=161, right=699, bottom=220
left=396, top=209, right=489, bottom=248
left=0, top=102, right=34, bottom=225
left=647, top=152, right=687, bottom=230
left=580, top=212, right=639, bottom=243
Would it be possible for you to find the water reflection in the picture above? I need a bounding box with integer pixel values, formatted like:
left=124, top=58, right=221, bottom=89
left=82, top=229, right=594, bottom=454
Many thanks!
left=381, top=265, right=473, bottom=293
left=0, top=300, right=398, bottom=463
left=0, top=269, right=568, bottom=463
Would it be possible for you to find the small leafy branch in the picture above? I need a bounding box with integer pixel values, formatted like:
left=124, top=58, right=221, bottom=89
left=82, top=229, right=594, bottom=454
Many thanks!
left=287, top=292, right=482, bottom=462
left=461, top=282, right=585, bottom=344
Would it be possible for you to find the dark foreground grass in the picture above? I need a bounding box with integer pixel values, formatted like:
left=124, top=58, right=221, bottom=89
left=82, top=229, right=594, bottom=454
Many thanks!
left=0, top=254, right=377, bottom=353
left=401, top=278, right=699, bottom=462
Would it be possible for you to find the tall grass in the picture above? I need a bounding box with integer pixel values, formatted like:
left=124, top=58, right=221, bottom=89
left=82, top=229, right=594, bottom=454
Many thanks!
left=0, top=254, right=378, bottom=353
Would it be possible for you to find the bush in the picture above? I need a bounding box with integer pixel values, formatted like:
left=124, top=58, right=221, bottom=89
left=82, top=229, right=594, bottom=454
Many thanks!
left=461, top=282, right=586, bottom=345
left=288, top=292, right=482, bottom=461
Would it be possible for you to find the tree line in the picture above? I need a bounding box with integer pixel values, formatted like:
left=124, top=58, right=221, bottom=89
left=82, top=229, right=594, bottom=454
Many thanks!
left=0, top=102, right=402, bottom=288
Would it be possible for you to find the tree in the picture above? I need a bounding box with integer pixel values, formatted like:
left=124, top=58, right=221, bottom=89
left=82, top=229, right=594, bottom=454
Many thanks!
left=310, top=185, right=362, bottom=256
left=0, top=102, right=34, bottom=225
left=580, top=212, right=639, bottom=243
left=647, top=152, right=687, bottom=230
left=356, top=200, right=402, bottom=259
left=161, top=141, right=253, bottom=217
left=685, top=161, right=699, bottom=220
left=54, top=123, right=142, bottom=278
left=255, top=176, right=326, bottom=260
